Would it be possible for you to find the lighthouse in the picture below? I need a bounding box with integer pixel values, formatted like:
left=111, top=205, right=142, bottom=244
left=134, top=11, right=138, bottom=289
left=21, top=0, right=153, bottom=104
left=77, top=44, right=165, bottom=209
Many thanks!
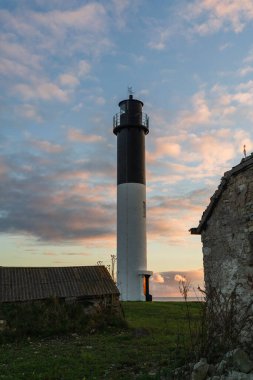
left=113, top=94, right=152, bottom=301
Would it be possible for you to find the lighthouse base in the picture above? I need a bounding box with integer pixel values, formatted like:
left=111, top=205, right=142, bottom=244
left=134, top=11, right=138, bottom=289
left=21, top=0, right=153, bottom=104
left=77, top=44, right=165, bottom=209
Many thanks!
left=117, top=183, right=149, bottom=301
left=117, top=272, right=153, bottom=301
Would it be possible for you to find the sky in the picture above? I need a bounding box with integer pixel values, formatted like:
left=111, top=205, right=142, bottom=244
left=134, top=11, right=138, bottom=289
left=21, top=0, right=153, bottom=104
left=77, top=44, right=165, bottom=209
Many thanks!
left=1, top=0, right=253, bottom=297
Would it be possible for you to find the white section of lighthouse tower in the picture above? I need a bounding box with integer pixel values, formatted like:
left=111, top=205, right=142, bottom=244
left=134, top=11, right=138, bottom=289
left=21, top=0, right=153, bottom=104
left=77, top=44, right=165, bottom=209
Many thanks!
left=113, top=95, right=152, bottom=301
left=117, top=183, right=147, bottom=300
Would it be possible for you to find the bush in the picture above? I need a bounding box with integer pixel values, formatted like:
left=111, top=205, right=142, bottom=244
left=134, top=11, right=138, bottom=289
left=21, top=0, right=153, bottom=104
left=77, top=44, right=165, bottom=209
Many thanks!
left=0, top=297, right=126, bottom=341
left=179, top=280, right=253, bottom=363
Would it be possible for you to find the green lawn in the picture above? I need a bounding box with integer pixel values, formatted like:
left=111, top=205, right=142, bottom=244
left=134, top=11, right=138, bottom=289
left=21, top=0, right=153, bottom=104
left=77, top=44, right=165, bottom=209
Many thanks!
left=0, top=302, right=201, bottom=380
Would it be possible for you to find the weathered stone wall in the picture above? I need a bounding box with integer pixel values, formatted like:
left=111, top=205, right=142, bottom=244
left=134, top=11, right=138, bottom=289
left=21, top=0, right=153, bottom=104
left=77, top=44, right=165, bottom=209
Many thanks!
left=202, top=166, right=253, bottom=292
left=201, top=166, right=253, bottom=346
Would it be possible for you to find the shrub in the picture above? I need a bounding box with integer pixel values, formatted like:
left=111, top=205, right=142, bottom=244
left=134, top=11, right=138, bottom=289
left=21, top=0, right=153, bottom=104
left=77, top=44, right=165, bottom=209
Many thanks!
left=179, top=280, right=253, bottom=363
left=0, top=297, right=126, bottom=341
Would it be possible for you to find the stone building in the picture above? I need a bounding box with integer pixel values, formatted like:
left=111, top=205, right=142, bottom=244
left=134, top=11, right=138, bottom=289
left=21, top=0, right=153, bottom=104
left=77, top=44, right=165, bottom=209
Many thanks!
left=191, top=155, right=253, bottom=346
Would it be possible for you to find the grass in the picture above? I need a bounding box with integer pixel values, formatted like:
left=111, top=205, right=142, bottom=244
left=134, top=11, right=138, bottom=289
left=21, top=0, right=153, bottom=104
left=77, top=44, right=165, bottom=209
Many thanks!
left=0, top=301, right=201, bottom=380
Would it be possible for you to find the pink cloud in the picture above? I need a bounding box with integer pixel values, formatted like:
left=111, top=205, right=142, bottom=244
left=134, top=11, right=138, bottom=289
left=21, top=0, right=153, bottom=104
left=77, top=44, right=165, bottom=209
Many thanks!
left=0, top=162, right=8, bottom=177
left=30, top=139, right=64, bottom=153
left=188, top=0, right=253, bottom=35
left=68, top=128, right=103, bottom=143
left=232, top=92, right=253, bottom=105
left=55, top=170, right=90, bottom=181
left=148, top=125, right=252, bottom=188
left=14, top=82, right=69, bottom=102
left=61, top=252, right=90, bottom=256
left=43, top=252, right=57, bottom=256
left=150, top=269, right=204, bottom=297
left=78, top=60, right=91, bottom=76
left=148, top=212, right=203, bottom=245
left=238, top=66, right=253, bottom=77
left=59, top=73, right=79, bottom=87
left=0, top=58, right=33, bottom=78
left=152, top=273, right=164, bottom=283
left=19, top=104, right=43, bottom=122
left=0, top=38, right=41, bottom=70
left=31, top=3, right=107, bottom=32
left=174, top=274, right=186, bottom=282
left=177, top=91, right=211, bottom=128
left=147, top=138, right=181, bottom=162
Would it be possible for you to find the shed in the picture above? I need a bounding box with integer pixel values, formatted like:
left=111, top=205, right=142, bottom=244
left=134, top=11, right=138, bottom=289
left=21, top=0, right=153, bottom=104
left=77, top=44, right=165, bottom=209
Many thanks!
left=0, top=265, right=120, bottom=304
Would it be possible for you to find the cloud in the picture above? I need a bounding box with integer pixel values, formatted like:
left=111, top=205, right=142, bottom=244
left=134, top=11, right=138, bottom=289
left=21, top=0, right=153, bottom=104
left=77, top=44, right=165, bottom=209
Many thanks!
left=244, top=47, right=253, bottom=64
left=72, top=102, right=83, bottom=112
left=0, top=2, right=112, bottom=109
left=0, top=37, right=42, bottom=74
left=58, top=60, right=91, bottom=88
left=150, top=269, right=204, bottom=297
left=29, top=138, right=64, bottom=154
left=109, top=0, right=141, bottom=29
left=148, top=24, right=176, bottom=51
left=147, top=1, right=253, bottom=51
left=187, top=0, right=253, bottom=35
left=31, top=3, right=107, bottom=32
left=67, top=128, right=104, bottom=143
left=43, top=252, right=57, bottom=256
left=211, top=79, right=253, bottom=114
left=18, top=104, right=43, bottom=123
left=59, top=74, right=79, bottom=87
left=95, top=96, right=106, bottom=105
left=0, top=176, right=115, bottom=243
left=146, top=85, right=253, bottom=250
left=0, top=146, right=116, bottom=244
left=147, top=84, right=253, bottom=191
left=174, top=274, right=186, bottom=282
left=78, top=60, right=91, bottom=76
left=238, top=66, right=253, bottom=77
left=147, top=138, right=181, bottom=162
left=42, top=251, right=90, bottom=257
left=219, top=42, right=232, bottom=51
left=176, top=91, right=211, bottom=129
left=151, top=273, right=164, bottom=283
left=61, top=252, right=90, bottom=256
left=0, top=161, right=8, bottom=177
left=0, top=3, right=111, bottom=58
left=14, top=81, right=69, bottom=102
left=147, top=188, right=211, bottom=244
left=0, top=58, right=36, bottom=79
left=148, top=127, right=251, bottom=187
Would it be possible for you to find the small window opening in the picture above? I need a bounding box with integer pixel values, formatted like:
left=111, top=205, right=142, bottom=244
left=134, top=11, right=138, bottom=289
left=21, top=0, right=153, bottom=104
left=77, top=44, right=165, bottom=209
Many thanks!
left=143, top=201, right=146, bottom=218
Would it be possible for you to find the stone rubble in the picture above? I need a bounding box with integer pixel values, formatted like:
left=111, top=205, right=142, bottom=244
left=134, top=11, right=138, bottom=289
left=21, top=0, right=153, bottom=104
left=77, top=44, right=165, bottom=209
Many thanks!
left=170, top=348, right=253, bottom=380
left=188, top=349, right=253, bottom=380
left=191, top=358, right=209, bottom=380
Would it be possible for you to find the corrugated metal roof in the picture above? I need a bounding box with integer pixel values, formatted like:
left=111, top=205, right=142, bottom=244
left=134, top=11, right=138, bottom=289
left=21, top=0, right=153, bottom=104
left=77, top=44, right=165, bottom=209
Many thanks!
left=190, top=154, right=253, bottom=235
left=0, top=266, right=119, bottom=303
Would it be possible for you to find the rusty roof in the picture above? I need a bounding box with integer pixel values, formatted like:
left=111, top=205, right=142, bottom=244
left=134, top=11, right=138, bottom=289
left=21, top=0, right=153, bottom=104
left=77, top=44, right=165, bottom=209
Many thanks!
left=190, top=154, right=253, bottom=235
left=0, top=266, right=119, bottom=303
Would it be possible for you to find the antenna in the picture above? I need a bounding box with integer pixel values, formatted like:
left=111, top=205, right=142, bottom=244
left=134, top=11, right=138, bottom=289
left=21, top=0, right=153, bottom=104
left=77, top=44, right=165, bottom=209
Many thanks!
left=243, top=144, right=247, bottom=158
left=127, top=86, right=134, bottom=96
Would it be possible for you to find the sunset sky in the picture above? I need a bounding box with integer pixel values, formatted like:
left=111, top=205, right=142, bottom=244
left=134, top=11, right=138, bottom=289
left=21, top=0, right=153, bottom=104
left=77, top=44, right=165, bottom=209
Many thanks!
left=1, top=0, right=253, bottom=296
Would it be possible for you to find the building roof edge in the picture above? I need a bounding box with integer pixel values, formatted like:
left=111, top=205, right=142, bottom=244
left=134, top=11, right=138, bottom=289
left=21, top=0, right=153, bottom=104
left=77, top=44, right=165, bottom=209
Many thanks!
left=190, top=154, right=253, bottom=235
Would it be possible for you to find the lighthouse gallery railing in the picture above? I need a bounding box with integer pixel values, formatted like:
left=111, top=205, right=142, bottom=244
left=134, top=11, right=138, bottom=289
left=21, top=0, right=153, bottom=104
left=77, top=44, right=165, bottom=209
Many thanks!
left=113, top=112, right=149, bottom=131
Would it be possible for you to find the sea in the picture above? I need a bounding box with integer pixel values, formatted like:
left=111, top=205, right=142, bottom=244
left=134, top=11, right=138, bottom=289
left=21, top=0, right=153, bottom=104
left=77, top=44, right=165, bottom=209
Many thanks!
left=152, top=296, right=203, bottom=302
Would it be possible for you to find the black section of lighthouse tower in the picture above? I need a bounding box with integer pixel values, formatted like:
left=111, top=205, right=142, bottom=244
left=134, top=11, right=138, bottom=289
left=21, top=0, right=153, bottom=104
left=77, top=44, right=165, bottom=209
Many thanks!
left=113, top=95, right=152, bottom=301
